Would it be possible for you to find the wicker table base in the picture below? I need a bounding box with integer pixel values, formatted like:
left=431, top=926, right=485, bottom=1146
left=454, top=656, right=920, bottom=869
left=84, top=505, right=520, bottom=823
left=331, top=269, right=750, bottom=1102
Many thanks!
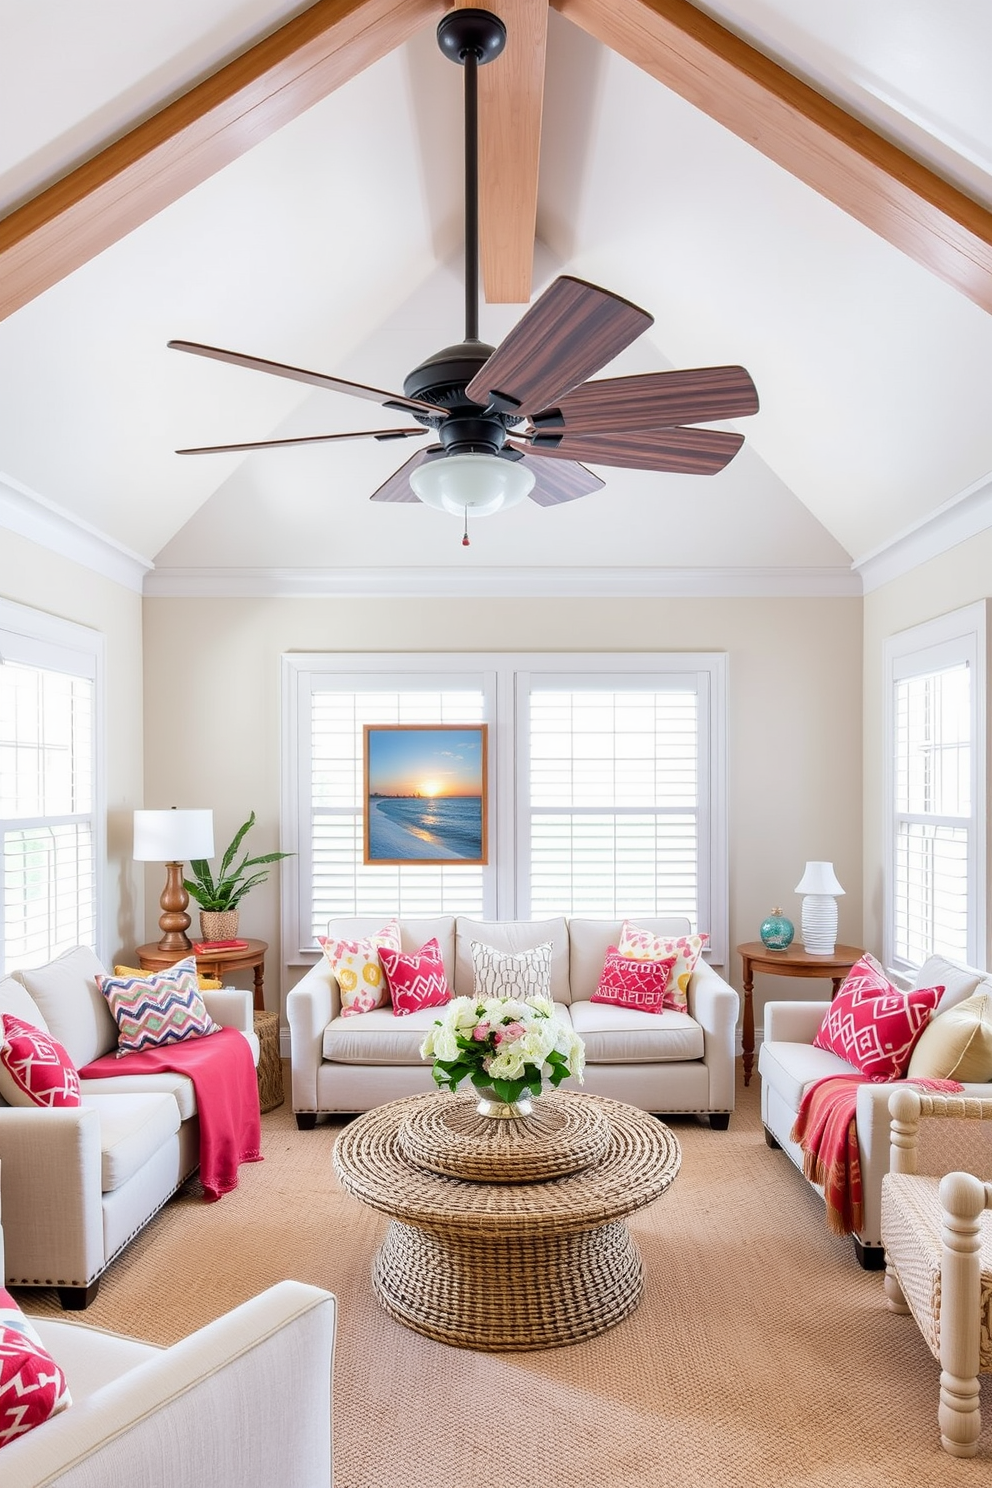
left=334, top=1090, right=680, bottom=1352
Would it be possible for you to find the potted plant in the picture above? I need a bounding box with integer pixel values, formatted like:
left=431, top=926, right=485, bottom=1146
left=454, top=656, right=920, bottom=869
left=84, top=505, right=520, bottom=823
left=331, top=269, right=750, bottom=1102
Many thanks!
left=184, top=812, right=292, bottom=942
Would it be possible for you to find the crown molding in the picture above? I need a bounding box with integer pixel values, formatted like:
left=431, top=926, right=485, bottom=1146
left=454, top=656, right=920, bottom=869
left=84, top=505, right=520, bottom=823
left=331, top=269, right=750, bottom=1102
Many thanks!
left=854, top=470, right=992, bottom=593
left=144, top=565, right=862, bottom=599
left=0, top=474, right=151, bottom=593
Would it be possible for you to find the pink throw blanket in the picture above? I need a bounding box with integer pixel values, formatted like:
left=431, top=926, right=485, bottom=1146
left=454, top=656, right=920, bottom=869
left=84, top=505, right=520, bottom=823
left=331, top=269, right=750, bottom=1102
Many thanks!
left=790, top=1074, right=962, bottom=1236
left=82, top=1027, right=262, bottom=1200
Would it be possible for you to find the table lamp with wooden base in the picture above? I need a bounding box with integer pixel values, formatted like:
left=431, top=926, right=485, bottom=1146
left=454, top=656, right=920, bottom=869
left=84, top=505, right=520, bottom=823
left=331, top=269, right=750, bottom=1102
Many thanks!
left=133, top=808, right=215, bottom=953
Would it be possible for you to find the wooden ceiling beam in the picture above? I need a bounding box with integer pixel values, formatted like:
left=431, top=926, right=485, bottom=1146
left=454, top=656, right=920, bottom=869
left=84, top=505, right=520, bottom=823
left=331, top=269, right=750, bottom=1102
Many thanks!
left=0, top=0, right=445, bottom=323
left=478, top=0, right=548, bottom=303
left=554, top=0, right=992, bottom=315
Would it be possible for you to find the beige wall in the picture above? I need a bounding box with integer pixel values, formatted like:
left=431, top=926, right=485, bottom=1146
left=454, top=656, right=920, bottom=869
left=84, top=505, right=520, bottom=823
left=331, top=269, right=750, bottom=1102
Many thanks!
left=863, top=529, right=992, bottom=961
left=143, top=595, right=863, bottom=1021
left=0, top=532, right=144, bottom=962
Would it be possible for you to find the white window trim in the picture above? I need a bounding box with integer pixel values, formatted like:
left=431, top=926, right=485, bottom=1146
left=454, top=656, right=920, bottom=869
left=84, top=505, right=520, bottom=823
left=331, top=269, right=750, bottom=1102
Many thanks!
left=0, top=596, right=107, bottom=966
left=281, top=650, right=728, bottom=969
left=882, top=600, right=987, bottom=977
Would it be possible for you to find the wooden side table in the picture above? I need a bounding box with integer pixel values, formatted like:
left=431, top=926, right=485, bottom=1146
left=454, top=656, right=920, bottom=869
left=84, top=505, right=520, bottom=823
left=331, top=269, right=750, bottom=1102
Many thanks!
left=736, top=941, right=865, bottom=1087
left=134, top=938, right=269, bottom=1013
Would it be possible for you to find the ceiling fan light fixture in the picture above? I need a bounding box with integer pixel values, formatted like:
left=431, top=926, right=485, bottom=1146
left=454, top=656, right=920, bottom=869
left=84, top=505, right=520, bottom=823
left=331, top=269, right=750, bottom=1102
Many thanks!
left=409, top=453, right=535, bottom=519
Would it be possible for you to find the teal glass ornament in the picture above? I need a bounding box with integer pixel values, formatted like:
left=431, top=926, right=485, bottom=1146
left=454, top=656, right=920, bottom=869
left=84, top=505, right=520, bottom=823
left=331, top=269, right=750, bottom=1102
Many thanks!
left=759, top=908, right=794, bottom=951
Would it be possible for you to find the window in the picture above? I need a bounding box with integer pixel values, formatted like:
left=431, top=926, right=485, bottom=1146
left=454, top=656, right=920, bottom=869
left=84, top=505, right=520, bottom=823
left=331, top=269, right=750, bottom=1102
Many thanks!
left=884, top=603, right=987, bottom=976
left=0, top=600, right=104, bottom=974
left=282, top=652, right=727, bottom=964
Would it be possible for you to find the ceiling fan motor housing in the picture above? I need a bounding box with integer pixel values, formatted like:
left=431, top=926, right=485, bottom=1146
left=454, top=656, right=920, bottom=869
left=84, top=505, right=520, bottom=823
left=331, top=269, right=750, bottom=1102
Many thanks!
left=404, top=339, right=520, bottom=454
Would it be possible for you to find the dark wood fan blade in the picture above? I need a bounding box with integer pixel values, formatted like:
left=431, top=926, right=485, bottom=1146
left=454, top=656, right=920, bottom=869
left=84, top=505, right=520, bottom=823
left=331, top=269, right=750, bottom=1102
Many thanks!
left=168, top=340, right=442, bottom=418
left=514, top=426, right=745, bottom=475
left=529, top=367, right=759, bottom=433
left=464, top=276, right=652, bottom=416
left=521, top=454, right=604, bottom=507
left=175, top=428, right=427, bottom=455
left=369, top=447, right=446, bottom=504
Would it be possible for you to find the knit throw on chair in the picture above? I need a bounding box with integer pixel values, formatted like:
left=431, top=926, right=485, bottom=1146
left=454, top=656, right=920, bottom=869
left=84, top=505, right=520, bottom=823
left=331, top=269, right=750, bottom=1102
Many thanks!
left=790, top=1074, right=963, bottom=1236
left=82, top=1027, right=262, bottom=1201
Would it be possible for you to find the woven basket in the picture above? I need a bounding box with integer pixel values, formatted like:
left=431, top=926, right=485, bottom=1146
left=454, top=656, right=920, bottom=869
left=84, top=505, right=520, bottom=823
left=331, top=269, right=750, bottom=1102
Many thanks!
left=253, top=1011, right=283, bottom=1113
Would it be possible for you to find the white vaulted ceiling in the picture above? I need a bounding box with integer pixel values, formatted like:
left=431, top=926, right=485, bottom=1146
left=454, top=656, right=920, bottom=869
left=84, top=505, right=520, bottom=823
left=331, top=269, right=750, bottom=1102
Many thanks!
left=0, top=0, right=990, bottom=592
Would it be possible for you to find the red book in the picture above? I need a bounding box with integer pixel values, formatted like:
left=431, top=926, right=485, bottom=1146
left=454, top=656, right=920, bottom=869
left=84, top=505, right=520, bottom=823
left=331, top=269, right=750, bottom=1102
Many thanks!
left=193, top=938, right=249, bottom=954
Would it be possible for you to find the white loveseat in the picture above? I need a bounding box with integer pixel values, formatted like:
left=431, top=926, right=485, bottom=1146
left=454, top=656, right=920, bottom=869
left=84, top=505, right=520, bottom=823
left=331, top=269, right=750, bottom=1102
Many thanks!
left=0, top=946, right=259, bottom=1308
left=287, top=916, right=739, bottom=1127
left=0, top=1186, right=336, bottom=1488
left=758, top=953, right=992, bottom=1268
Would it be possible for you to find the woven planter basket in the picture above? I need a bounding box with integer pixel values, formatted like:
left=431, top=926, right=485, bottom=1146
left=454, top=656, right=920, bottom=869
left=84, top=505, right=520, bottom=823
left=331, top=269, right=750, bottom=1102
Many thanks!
left=198, top=910, right=239, bottom=942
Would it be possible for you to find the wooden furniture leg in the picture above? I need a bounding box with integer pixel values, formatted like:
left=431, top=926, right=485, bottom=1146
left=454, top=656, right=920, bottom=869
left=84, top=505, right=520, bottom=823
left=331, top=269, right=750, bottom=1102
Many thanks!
left=741, top=956, right=755, bottom=1086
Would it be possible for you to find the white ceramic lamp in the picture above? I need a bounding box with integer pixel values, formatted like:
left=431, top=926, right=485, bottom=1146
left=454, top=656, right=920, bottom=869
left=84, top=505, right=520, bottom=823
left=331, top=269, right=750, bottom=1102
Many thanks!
left=795, top=860, right=845, bottom=955
left=134, top=808, right=214, bottom=953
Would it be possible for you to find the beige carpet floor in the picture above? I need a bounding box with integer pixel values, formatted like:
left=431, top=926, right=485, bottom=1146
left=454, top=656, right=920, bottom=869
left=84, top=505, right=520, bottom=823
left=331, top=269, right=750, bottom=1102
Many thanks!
left=19, top=1066, right=991, bottom=1487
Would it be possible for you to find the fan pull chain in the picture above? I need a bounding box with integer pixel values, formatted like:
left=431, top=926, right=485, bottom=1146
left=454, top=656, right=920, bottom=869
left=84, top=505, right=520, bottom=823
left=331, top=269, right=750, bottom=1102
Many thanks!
left=462, top=510, right=470, bottom=546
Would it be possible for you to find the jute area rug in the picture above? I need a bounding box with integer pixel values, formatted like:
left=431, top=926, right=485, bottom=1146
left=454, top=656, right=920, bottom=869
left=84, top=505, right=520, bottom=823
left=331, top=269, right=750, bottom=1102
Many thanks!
left=20, top=1067, right=990, bottom=1487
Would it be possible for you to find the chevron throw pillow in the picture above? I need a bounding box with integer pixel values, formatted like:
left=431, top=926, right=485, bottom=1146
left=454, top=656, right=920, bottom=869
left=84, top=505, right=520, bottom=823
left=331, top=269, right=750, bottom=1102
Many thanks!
left=0, top=1287, right=71, bottom=1445
left=0, top=1015, right=81, bottom=1108
left=378, top=938, right=452, bottom=1017
left=97, top=957, right=219, bottom=1054
left=812, top=953, right=943, bottom=1080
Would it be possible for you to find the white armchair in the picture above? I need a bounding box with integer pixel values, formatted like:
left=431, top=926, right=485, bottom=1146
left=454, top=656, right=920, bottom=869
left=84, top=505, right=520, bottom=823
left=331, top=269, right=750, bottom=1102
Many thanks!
left=881, top=1087, right=992, bottom=1457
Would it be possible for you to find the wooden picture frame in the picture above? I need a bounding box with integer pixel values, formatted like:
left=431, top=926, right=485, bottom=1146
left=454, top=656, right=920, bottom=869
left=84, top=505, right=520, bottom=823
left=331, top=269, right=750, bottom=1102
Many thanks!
left=363, top=724, right=488, bottom=866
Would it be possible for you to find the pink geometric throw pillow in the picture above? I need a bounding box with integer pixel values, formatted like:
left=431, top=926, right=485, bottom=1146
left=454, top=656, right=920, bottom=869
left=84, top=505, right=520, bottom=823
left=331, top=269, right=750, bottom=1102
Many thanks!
left=378, top=938, right=452, bottom=1017
left=0, top=1286, right=72, bottom=1443
left=319, top=919, right=401, bottom=1017
left=812, top=953, right=943, bottom=1080
left=618, top=923, right=709, bottom=1010
left=591, top=949, right=679, bottom=1014
left=0, top=1015, right=81, bottom=1108
left=96, top=958, right=218, bottom=1055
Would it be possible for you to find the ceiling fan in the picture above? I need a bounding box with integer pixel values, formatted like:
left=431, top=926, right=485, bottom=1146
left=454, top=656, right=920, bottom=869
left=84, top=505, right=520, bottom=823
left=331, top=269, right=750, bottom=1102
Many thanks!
left=169, top=8, right=759, bottom=544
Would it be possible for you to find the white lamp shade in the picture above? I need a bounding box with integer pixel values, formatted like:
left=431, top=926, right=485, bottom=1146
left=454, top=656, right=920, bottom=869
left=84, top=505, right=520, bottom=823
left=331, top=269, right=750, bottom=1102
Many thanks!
left=794, top=860, right=845, bottom=896
left=409, top=453, right=535, bottom=517
left=133, top=809, right=214, bottom=862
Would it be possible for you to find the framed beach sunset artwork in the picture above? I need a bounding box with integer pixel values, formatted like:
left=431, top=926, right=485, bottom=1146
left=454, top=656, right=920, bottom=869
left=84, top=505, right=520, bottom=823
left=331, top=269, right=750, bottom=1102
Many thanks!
left=363, top=724, right=488, bottom=865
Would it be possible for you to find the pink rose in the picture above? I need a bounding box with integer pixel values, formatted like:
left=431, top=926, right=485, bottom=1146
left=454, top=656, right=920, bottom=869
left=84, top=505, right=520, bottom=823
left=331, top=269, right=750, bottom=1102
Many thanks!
left=504, top=1022, right=526, bottom=1040
left=472, top=1022, right=490, bottom=1041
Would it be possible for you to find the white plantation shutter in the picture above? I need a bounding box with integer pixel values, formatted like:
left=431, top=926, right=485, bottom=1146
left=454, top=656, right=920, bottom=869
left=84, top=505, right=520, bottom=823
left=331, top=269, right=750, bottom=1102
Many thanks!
left=522, top=684, right=704, bottom=925
left=0, top=604, right=102, bottom=973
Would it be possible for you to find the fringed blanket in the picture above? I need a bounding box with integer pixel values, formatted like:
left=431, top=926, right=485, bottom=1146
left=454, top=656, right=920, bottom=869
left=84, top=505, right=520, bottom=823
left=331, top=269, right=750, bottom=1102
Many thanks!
left=790, top=1074, right=963, bottom=1236
left=82, top=1027, right=262, bottom=1201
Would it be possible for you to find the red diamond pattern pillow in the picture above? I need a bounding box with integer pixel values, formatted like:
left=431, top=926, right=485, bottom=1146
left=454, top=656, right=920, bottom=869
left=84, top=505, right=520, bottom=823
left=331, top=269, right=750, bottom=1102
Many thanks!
left=0, top=1287, right=71, bottom=1445
left=378, top=938, right=452, bottom=1017
left=0, top=1015, right=81, bottom=1108
left=591, top=949, right=680, bottom=1014
left=812, top=953, right=943, bottom=1080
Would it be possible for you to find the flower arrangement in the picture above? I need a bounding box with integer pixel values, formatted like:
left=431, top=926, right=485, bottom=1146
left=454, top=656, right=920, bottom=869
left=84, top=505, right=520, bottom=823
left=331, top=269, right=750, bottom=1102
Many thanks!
left=420, top=994, right=585, bottom=1105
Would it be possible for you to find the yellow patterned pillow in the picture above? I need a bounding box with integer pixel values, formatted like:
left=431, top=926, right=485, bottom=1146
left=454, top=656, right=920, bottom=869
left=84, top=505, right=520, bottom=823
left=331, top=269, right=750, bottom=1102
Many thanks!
left=318, top=920, right=401, bottom=1017
left=114, top=964, right=222, bottom=992
left=616, top=924, right=709, bottom=1011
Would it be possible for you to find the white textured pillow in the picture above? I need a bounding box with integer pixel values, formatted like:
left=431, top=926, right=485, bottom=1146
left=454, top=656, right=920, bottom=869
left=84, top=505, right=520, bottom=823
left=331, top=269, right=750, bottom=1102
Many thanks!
left=471, top=941, right=553, bottom=1001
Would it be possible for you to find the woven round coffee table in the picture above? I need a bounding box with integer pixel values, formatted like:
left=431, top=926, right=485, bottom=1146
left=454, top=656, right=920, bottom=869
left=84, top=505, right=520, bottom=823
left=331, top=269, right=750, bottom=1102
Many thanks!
left=333, top=1089, right=680, bottom=1351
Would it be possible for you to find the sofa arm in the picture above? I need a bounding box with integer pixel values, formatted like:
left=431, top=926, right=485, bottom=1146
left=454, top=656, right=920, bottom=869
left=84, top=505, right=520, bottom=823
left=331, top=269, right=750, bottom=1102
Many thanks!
left=286, top=962, right=336, bottom=1114
left=12, top=1281, right=336, bottom=1488
left=763, top=1001, right=831, bottom=1044
left=201, top=987, right=253, bottom=1037
left=0, top=1107, right=105, bottom=1287
left=687, top=962, right=739, bottom=1111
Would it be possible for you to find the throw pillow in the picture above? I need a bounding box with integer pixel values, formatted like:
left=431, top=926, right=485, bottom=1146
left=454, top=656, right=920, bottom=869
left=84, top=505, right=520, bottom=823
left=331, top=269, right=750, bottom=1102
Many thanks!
left=591, top=949, right=679, bottom=1014
left=96, top=957, right=219, bottom=1055
left=470, top=941, right=553, bottom=1001
left=0, top=1286, right=71, bottom=1444
left=378, top=938, right=452, bottom=1017
left=618, top=923, right=709, bottom=1010
left=0, top=1015, right=81, bottom=1108
left=319, top=919, right=401, bottom=1018
left=907, top=990, right=992, bottom=1081
left=114, top=964, right=222, bottom=992
left=812, top=953, right=943, bottom=1080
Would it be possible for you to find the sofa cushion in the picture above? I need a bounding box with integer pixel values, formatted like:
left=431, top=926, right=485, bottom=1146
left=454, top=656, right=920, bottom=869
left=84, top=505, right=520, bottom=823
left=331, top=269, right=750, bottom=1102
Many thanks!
left=591, top=949, right=678, bottom=1013
left=455, top=918, right=569, bottom=1001
left=0, top=1015, right=81, bottom=1108
left=758, top=1039, right=858, bottom=1112
left=0, top=976, right=50, bottom=1036
left=97, top=959, right=219, bottom=1054
left=812, top=955, right=941, bottom=1080
left=83, top=1092, right=181, bottom=1192
left=567, top=918, right=691, bottom=1003
left=79, top=1070, right=197, bottom=1122
left=911, top=954, right=984, bottom=1014
left=15, top=946, right=118, bottom=1068
left=318, top=919, right=400, bottom=1017
left=0, top=1287, right=71, bottom=1443
left=323, top=1003, right=574, bottom=1064
left=470, top=940, right=554, bottom=1001
left=379, top=939, right=451, bottom=1016
left=907, top=990, right=992, bottom=1081
left=569, top=1000, right=704, bottom=1063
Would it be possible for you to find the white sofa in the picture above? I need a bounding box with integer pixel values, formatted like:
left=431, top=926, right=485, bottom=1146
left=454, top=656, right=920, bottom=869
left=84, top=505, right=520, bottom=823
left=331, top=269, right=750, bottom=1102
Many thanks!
left=0, top=946, right=260, bottom=1308
left=758, top=953, right=992, bottom=1268
left=287, top=915, right=739, bottom=1127
left=0, top=1182, right=336, bottom=1488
